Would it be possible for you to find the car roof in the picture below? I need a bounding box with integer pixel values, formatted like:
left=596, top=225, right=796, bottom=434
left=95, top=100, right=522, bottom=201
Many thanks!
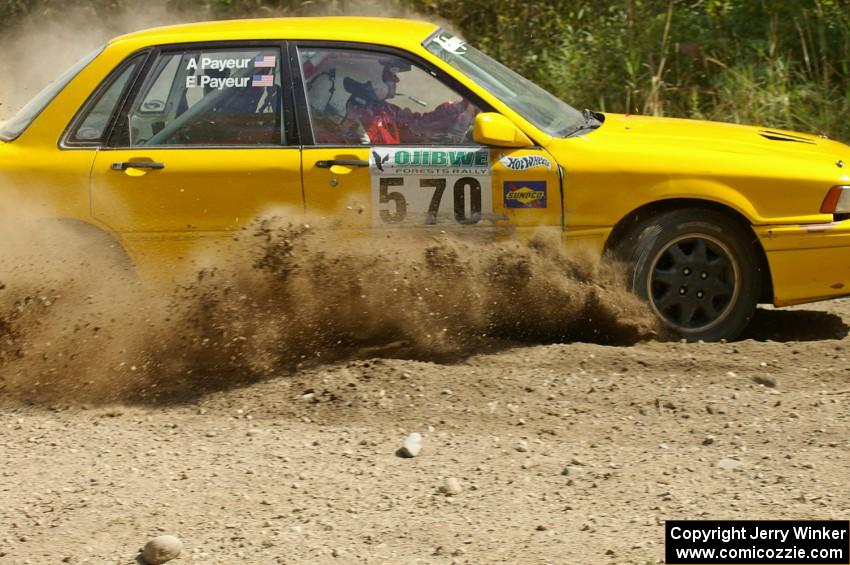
left=111, top=17, right=440, bottom=48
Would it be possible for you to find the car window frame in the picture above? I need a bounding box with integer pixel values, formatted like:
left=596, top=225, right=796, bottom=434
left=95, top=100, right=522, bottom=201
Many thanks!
left=104, top=40, right=299, bottom=150
left=60, top=49, right=153, bottom=149
left=289, top=41, right=495, bottom=148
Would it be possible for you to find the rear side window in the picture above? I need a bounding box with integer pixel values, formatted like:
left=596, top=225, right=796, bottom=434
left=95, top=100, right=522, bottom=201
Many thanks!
left=67, top=54, right=145, bottom=144
left=0, top=45, right=105, bottom=142
left=115, top=47, right=284, bottom=147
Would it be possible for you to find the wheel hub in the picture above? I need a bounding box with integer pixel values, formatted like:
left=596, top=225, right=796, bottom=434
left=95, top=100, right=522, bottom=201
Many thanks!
left=646, top=234, right=740, bottom=333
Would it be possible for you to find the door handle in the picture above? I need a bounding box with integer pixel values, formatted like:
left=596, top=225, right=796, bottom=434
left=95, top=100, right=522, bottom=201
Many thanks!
left=315, top=159, right=368, bottom=169
left=111, top=161, right=165, bottom=171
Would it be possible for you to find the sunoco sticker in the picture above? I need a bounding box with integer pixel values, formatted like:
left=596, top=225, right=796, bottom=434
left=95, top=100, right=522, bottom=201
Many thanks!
left=503, top=181, right=547, bottom=208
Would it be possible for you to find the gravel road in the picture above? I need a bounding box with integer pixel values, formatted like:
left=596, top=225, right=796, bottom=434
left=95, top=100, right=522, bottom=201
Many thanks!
left=2, top=299, right=849, bottom=564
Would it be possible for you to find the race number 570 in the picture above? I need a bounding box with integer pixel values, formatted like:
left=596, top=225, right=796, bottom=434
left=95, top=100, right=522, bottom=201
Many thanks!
left=378, top=177, right=483, bottom=225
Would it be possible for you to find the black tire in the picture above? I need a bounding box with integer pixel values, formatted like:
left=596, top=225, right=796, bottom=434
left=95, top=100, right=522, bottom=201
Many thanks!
left=614, top=208, right=761, bottom=341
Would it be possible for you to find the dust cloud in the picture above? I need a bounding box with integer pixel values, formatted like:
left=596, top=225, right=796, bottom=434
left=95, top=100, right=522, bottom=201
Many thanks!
left=0, top=6, right=654, bottom=406
left=0, top=4, right=179, bottom=119
left=0, top=207, right=656, bottom=405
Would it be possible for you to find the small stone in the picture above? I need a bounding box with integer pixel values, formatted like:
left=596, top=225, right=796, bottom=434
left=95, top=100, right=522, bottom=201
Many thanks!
left=399, top=432, right=422, bottom=458
left=702, top=435, right=715, bottom=446
left=536, top=524, right=548, bottom=531
left=515, top=439, right=529, bottom=452
left=753, top=375, right=777, bottom=388
left=717, top=457, right=744, bottom=470
left=439, top=477, right=463, bottom=496
left=142, top=535, right=183, bottom=564
left=561, top=465, right=585, bottom=476
left=521, top=459, right=539, bottom=470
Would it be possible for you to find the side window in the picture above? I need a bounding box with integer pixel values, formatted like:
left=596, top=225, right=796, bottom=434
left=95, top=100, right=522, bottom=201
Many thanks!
left=68, top=55, right=144, bottom=144
left=298, top=47, right=481, bottom=146
left=121, top=47, right=283, bottom=147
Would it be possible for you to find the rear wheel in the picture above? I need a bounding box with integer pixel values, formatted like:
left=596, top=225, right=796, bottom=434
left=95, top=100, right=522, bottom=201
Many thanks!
left=615, top=209, right=761, bottom=341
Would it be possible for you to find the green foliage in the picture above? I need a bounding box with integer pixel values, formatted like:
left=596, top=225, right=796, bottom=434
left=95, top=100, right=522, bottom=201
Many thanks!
left=408, top=0, right=850, bottom=139
left=4, top=0, right=850, bottom=139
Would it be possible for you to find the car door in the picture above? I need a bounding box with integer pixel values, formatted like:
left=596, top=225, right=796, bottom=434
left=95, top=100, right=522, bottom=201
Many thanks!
left=294, top=44, right=560, bottom=236
left=89, top=43, right=301, bottom=261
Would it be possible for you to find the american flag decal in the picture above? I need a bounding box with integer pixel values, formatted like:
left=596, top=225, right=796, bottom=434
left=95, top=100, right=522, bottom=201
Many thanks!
left=254, top=55, right=276, bottom=68
left=252, top=74, right=274, bottom=87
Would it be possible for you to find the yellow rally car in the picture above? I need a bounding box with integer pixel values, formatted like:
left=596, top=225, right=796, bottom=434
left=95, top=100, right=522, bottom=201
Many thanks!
left=1, top=17, right=850, bottom=341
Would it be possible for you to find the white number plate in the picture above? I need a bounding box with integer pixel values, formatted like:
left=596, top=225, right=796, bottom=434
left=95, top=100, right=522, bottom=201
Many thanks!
left=369, top=147, right=492, bottom=226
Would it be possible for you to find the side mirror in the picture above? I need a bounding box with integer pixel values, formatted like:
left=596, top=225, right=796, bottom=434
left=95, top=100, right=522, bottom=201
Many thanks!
left=473, top=113, right=533, bottom=147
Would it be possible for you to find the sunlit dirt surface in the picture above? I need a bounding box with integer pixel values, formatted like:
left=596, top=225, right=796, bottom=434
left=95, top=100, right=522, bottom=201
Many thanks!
left=1, top=293, right=848, bottom=563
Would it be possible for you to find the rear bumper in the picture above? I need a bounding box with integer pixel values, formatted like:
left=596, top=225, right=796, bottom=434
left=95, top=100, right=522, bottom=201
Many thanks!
left=757, top=220, right=850, bottom=306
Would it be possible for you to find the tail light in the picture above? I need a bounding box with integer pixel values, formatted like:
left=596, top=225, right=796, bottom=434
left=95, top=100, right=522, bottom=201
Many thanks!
left=820, top=185, right=850, bottom=213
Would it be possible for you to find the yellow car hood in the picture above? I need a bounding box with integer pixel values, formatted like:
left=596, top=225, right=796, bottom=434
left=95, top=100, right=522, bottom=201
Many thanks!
left=541, top=113, right=850, bottom=228
left=557, top=113, right=850, bottom=165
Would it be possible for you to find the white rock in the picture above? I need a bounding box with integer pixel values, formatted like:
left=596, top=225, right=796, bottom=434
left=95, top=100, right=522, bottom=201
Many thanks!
left=400, top=432, right=422, bottom=458
left=515, top=439, right=529, bottom=452
left=561, top=465, right=585, bottom=476
left=439, top=477, right=463, bottom=496
left=142, top=535, right=183, bottom=564
left=717, top=457, right=744, bottom=470
left=521, top=459, right=539, bottom=470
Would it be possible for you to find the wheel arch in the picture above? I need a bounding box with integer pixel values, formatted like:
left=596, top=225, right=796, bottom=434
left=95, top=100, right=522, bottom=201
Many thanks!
left=603, top=198, right=774, bottom=303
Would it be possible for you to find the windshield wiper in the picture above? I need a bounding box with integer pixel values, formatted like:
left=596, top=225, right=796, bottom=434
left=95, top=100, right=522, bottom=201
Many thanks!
left=563, top=109, right=604, bottom=137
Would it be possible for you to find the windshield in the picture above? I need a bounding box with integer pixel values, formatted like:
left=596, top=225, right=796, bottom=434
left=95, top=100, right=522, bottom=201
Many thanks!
left=0, top=45, right=105, bottom=142
left=424, top=31, right=584, bottom=138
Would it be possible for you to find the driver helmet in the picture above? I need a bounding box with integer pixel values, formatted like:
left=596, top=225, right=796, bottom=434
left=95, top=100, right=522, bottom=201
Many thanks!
left=374, top=57, right=411, bottom=101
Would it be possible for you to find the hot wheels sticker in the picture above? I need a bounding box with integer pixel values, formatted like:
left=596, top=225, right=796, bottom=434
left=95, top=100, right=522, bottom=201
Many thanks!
left=499, top=154, right=552, bottom=171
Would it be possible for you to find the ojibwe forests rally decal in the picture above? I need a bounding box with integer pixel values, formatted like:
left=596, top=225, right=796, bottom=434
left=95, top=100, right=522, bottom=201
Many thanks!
left=369, top=147, right=493, bottom=226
